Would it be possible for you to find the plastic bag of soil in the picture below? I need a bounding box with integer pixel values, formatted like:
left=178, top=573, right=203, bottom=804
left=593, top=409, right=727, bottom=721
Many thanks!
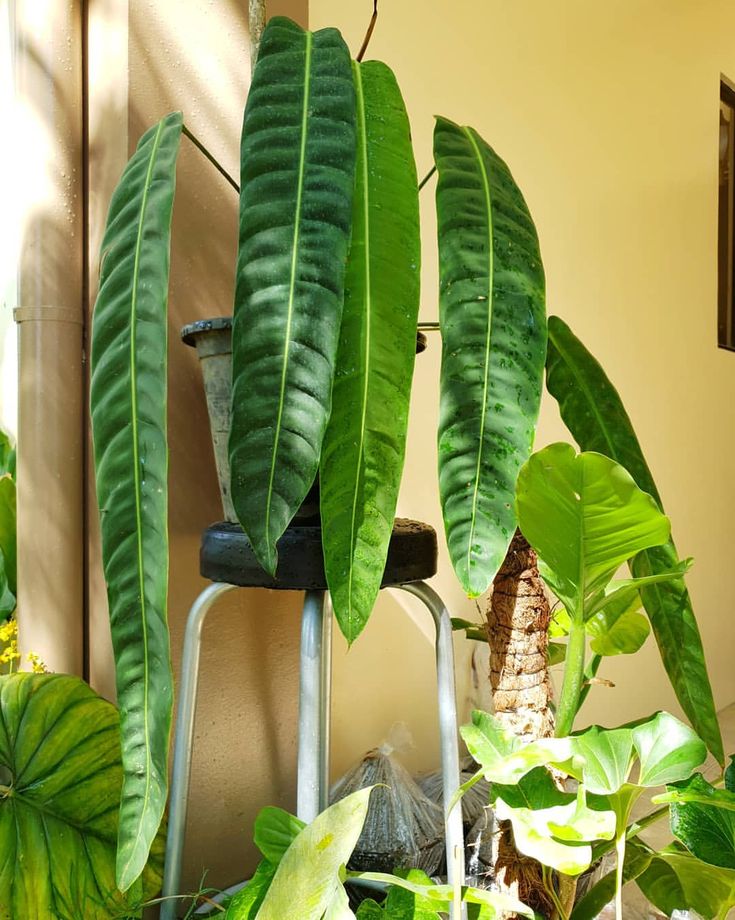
left=330, top=726, right=444, bottom=877
left=418, top=756, right=491, bottom=832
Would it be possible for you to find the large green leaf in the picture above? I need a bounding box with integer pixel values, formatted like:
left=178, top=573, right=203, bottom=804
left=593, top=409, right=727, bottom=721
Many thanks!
left=257, top=788, right=372, bottom=920
left=90, top=111, right=182, bottom=889
left=545, top=314, right=723, bottom=763
left=0, top=672, right=162, bottom=919
left=515, top=443, right=670, bottom=619
left=637, top=845, right=735, bottom=918
left=230, top=17, right=356, bottom=575
left=320, top=59, right=420, bottom=643
left=460, top=709, right=573, bottom=785
left=586, top=592, right=650, bottom=657
left=434, top=117, right=546, bottom=597
left=666, top=773, right=735, bottom=869
left=492, top=768, right=615, bottom=875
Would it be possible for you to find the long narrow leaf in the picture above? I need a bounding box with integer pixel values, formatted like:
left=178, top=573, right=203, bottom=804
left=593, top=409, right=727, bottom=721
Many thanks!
left=434, top=117, right=546, bottom=597
left=90, top=111, right=182, bottom=889
left=230, top=17, right=356, bottom=575
left=320, top=60, right=420, bottom=643
left=545, top=314, right=723, bottom=763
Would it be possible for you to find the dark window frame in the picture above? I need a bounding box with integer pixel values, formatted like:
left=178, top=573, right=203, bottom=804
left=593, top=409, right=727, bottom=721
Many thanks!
left=718, top=76, right=735, bottom=350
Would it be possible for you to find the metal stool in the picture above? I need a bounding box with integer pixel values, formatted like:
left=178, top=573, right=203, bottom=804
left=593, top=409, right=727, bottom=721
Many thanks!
left=160, top=519, right=466, bottom=919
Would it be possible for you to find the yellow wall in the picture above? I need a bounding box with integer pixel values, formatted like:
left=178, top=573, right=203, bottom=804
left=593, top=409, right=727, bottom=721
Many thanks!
left=311, top=0, right=735, bottom=734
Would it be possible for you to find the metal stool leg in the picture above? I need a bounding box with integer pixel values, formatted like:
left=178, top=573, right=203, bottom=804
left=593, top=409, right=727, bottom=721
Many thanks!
left=398, top=582, right=467, bottom=920
left=297, top=589, right=332, bottom=822
left=161, top=582, right=235, bottom=920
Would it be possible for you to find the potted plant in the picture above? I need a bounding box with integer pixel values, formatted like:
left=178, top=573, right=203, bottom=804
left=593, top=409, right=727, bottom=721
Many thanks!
left=88, top=9, right=722, bottom=913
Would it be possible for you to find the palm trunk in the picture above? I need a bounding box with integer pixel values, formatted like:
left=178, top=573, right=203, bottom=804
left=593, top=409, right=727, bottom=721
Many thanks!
left=486, top=530, right=572, bottom=917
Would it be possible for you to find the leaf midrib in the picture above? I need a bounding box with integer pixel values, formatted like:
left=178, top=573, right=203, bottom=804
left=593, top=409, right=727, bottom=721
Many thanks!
left=263, top=30, right=313, bottom=572
left=463, top=126, right=494, bottom=588
left=344, top=62, right=371, bottom=639
left=120, top=116, right=166, bottom=883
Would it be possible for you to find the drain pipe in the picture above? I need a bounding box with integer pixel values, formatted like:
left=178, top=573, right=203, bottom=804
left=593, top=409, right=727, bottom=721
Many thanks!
left=12, top=0, right=85, bottom=675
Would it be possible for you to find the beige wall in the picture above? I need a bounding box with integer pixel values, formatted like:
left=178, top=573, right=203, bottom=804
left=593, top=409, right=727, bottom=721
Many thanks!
left=312, top=0, right=735, bottom=737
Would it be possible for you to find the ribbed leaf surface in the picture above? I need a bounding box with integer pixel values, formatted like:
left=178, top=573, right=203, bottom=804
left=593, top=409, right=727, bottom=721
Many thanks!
left=545, top=314, right=723, bottom=764
left=320, top=60, right=420, bottom=643
left=0, top=673, right=163, bottom=919
left=90, top=111, right=181, bottom=889
left=435, top=118, right=546, bottom=597
left=230, top=17, right=356, bottom=574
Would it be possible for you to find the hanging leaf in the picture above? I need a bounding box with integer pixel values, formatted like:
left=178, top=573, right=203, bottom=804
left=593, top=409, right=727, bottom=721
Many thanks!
left=320, top=59, right=420, bottom=643
left=434, top=117, right=546, bottom=597
left=90, top=111, right=181, bottom=890
left=0, top=673, right=163, bottom=919
left=230, top=17, right=356, bottom=575
left=545, top=314, right=723, bottom=764
left=515, top=443, right=670, bottom=618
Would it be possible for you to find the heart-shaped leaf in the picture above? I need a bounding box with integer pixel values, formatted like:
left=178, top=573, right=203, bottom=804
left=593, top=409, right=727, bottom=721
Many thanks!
left=0, top=673, right=162, bottom=920
left=461, top=710, right=572, bottom=784
left=586, top=593, right=650, bottom=657
left=632, top=711, right=707, bottom=788
left=515, top=443, right=670, bottom=619
left=493, top=769, right=615, bottom=876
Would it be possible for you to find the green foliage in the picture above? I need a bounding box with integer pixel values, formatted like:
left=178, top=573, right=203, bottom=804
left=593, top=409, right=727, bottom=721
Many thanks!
left=0, top=672, right=162, bottom=919
left=585, top=592, right=650, bottom=657
left=229, top=16, right=356, bottom=577
left=492, top=768, right=615, bottom=875
left=354, top=869, right=442, bottom=919
left=90, top=110, right=182, bottom=890
left=545, top=313, right=723, bottom=763
left=664, top=773, right=735, bottom=869
left=320, top=59, right=420, bottom=644
left=515, top=442, right=679, bottom=732
left=255, top=788, right=372, bottom=920
left=434, top=116, right=546, bottom=598
left=637, top=845, right=735, bottom=919
left=569, top=840, right=654, bottom=920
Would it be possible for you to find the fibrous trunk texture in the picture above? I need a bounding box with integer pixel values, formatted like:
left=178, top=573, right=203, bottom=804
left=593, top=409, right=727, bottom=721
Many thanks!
left=486, top=530, right=561, bottom=917
left=487, top=530, right=554, bottom=741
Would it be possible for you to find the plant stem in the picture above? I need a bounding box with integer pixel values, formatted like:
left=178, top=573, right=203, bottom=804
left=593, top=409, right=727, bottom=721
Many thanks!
left=419, top=164, right=437, bottom=191
left=577, top=653, right=602, bottom=709
left=542, top=865, right=569, bottom=920
left=356, top=0, right=378, bottom=62
left=182, top=125, right=240, bottom=194
left=555, top=618, right=586, bottom=736
left=614, top=832, right=626, bottom=920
